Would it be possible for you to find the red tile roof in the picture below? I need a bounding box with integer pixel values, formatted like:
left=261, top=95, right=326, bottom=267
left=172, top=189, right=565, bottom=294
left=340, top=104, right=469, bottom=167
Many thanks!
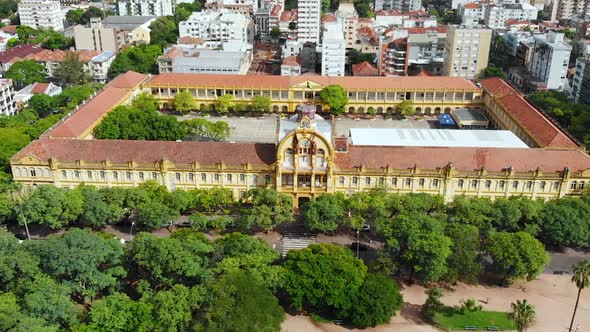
left=270, top=4, right=281, bottom=17
left=463, top=2, right=481, bottom=9
left=481, top=78, right=579, bottom=149
left=322, top=13, right=337, bottom=23
left=405, top=27, right=448, bottom=34
left=12, top=138, right=276, bottom=167
left=47, top=71, right=147, bottom=138
left=25, top=49, right=100, bottom=63
left=282, top=55, right=300, bottom=66
left=335, top=146, right=590, bottom=172
left=280, top=9, right=297, bottom=22
left=146, top=73, right=480, bottom=91
left=0, top=44, right=44, bottom=64
left=31, top=83, right=50, bottom=94
left=178, top=36, right=206, bottom=45
left=414, top=70, right=433, bottom=76
left=1, top=25, right=16, bottom=34
left=352, top=61, right=378, bottom=76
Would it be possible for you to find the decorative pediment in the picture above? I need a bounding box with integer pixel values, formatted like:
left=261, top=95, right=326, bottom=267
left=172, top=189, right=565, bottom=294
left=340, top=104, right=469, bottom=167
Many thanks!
left=14, top=155, right=46, bottom=165
left=292, top=80, right=323, bottom=90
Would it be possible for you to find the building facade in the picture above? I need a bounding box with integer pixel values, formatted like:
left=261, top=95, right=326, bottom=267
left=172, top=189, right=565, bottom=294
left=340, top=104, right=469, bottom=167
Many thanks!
left=10, top=72, right=590, bottom=206
left=571, top=56, right=590, bottom=104
left=443, top=25, right=492, bottom=80
left=483, top=3, right=538, bottom=30
left=74, top=16, right=155, bottom=53
left=158, top=44, right=253, bottom=75
left=527, top=32, right=571, bottom=91
left=117, top=0, right=192, bottom=16
left=297, top=0, right=321, bottom=43
left=18, top=0, right=64, bottom=31
left=0, top=78, right=16, bottom=116
left=321, top=21, right=346, bottom=77
left=178, top=10, right=254, bottom=48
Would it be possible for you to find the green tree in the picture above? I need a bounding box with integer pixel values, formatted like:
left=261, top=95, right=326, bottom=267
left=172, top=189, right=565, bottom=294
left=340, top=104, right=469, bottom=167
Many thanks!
left=174, top=90, right=197, bottom=115
left=18, top=275, right=79, bottom=327
left=19, top=185, right=83, bottom=229
left=4, top=60, right=47, bottom=88
left=283, top=243, right=367, bottom=316
left=25, top=228, right=126, bottom=301
left=384, top=213, right=452, bottom=282
left=0, top=0, right=18, bottom=19
left=174, top=6, right=191, bottom=23
left=483, top=66, right=507, bottom=79
left=41, top=32, right=73, bottom=50
left=28, top=93, right=57, bottom=117
left=213, top=233, right=285, bottom=289
left=86, top=293, right=154, bottom=332
left=131, top=92, right=159, bottom=112
left=149, top=16, right=178, bottom=47
left=0, top=292, right=58, bottom=332
left=188, top=212, right=209, bottom=230
left=108, top=44, right=162, bottom=78
left=144, top=284, right=205, bottom=331
left=538, top=198, right=590, bottom=248
left=397, top=99, right=415, bottom=118
left=270, top=27, right=281, bottom=38
left=444, top=223, right=482, bottom=284
left=486, top=232, right=550, bottom=282
left=421, top=287, right=444, bottom=320
left=126, top=231, right=213, bottom=288
left=350, top=273, right=403, bottom=328
left=252, top=95, right=271, bottom=112
left=135, top=201, right=179, bottom=229
left=569, top=260, right=590, bottom=332
left=53, top=51, right=91, bottom=86
left=320, top=85, right=349, bottom=115
left=510, top=299, right=536, bottom=332
left=348, top=50, right=375, bottom=65
left=205, top=120, right=231, bottom=141
left=302, top=194, right=345, bottom=232
left=79, top=186, right=111, bottom=227
left=201, top=270, right=284, bottom=332
left=0, top=230, right=41, bottom=291
left=65, top=8, right=84, bottom=25
left=80, top=7, right=108, bottom=25
left=215, top=94, right=233, bottom=114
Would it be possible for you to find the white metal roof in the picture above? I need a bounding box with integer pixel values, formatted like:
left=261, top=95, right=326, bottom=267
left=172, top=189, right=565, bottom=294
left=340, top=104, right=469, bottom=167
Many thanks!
left=349, top=128, right=529, bottom=148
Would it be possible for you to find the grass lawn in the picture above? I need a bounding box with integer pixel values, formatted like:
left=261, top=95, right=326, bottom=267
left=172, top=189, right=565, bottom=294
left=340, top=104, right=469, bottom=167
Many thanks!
left=434, top=306, right=516, bottom=331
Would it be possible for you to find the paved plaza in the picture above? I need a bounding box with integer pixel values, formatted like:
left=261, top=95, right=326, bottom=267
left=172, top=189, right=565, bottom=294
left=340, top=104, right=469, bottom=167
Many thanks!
left=184, top=115, right=438, bottom=143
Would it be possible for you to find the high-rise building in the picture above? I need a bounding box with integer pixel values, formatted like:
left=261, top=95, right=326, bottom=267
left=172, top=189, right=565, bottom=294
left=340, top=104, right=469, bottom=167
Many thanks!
left=321, top=21, right=345, bottom=76
left=484, top=3, right=538, bottom=29
left=298, top=0, right=321, bottom=43
left=571, top=56, right=590, bottom=104
left=443, top=25, right=492, bottom=80
left=18, top=0, right=63, bottom=31
left=527, top=31, right=571, bottom=91
left=378, top=0, right=421, bottom=11
left=178, top=10, right=254, bottom=48
left=0, top=79, right=16, bottom=116
left=117, top=0, right=192, bottom=16
left=74, top=16, right=156, bottom=52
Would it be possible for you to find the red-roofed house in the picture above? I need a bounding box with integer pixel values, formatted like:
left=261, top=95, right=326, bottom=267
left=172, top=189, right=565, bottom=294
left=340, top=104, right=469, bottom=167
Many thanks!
left=14, top=82, right=62, bottom=110
left=458, top=2, right=484, bottom=26
left=0, top=44, right=44, bottom=72
left=281, top=55, right=301, bottom=76
left=352, top=61, right=378, bottom=76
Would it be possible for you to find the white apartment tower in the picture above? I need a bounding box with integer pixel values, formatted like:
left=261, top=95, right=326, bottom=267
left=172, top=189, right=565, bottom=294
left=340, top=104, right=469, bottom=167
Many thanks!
left=117, top=0, right=192, bottom=16
left=484, top=3, right=538, bottom=29
left=178, top=10, right=254, bottom=48
left=528, top=32, right=571, bottom=91
left=443, top=25, right=492, bottom=80
left=298, top=0, right=321, bottom=44
left=377, top=0, right=422, bottom=11
left=0, top=79, right=17, bottom=116
left=321, top=21, right=345, bottom=76
left=18, top=0, right=63, bottom=31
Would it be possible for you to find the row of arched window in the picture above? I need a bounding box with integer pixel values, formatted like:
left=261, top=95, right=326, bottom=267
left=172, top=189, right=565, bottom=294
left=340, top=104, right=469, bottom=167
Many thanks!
left=14, top=167, right=51, bottom=178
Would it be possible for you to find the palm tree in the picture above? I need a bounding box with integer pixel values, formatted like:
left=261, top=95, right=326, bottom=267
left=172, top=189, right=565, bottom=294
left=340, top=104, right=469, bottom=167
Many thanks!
left=510, top=299, right=536, bottom=332
left=569, top=260, right=590, bottom=332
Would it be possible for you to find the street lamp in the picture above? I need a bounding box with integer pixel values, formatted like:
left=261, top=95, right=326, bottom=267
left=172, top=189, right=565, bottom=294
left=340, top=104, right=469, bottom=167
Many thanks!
left=12, top=190, right=31, bottom=241
left=129, top=221, right=135, bottom=237
left=356, top=229, right=360, bottom=258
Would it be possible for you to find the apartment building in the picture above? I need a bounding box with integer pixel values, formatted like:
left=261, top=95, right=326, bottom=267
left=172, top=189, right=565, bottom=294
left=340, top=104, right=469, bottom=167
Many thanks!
left=484, top=3, right=538, bottom=30
left=555, top=0, right=587, bottom=21
left=89, top=51, right=117, bottom=83
left=178, top=10, right=254, bottom=48
left=458, top=3, right=484, bottom=27
left=321, top=21, right=346, bottom=76
left=281, top=55, right=302, bottom=76
left=117, top=0, right=192, bottom=16
left=379, top=27, right=446, bottom=76
left=527, top=32, right=571, bottom=91
left=443, top=25, right=492, bottom=79
left=74, top=16, right=156, bottom=52
left=571, top=56, right=590, bottom=104
left=297, top=0, right=321, bottom=43
left=18, top=0, right=63, bottom=31
left=0, top=79, right=16, bottom=116
left=14, top=82, right=62, bottom=110
left=205, top=0, right=258, bottom=15
left=377, top=0, right=421, bottom=11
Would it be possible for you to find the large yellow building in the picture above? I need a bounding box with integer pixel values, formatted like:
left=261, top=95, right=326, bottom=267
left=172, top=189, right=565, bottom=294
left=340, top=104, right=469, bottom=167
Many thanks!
left=10, top=72, right=590, bottom=206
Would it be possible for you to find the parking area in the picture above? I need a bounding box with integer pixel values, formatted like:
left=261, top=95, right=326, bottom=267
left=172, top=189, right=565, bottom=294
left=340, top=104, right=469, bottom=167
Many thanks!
left=333, top=116, right=437, bottom=138
left=185, top=115, right=279, bottom=143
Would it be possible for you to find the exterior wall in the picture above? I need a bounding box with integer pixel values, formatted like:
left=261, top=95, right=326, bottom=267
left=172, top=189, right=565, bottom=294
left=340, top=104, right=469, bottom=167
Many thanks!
left=298, top=0, right=321, bottom=43
left=145, top=83, right=483, bottom=114
left=527, top=33, right=571, bottom=91
left=321, top=22, right=346, bottom=77
left=117, top=0, right=193, bottom=16
left=484, top=4, right=538, bottom=30
left=0, top=79, right=17, bottom=116
left=11, top=149, right=589, bottom=205
left=571, top=57, right=590, bottom=104
left=443, top=25, right=492, bottom=80
left=74, top=26, right=120, bottom=52
left=178, top=10, right=254, bottom=48
left=18, top=0, right=63, bottom=31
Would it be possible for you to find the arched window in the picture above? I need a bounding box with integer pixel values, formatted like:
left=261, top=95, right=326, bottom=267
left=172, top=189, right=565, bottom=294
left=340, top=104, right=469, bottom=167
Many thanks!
left=30, top=168, right=36, bottom=177
left=316, top=148, right=325, bottom=167
left=45, top=169, right=50, bottom=177
left=36, top=168, right=42, bottom=177
left=571, top=181, right=577, bottom=189
left=15, top=168, right=20, bottom=177
left=580, top=181, right=585, bottom=190
left=284, top=148, right=294, bottom=166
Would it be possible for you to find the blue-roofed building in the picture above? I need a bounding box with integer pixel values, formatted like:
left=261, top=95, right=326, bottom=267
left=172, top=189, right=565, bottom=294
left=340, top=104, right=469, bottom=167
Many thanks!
left=89, top=50, right=116, bottom=83
left=437, top=114, right=456, bottom=128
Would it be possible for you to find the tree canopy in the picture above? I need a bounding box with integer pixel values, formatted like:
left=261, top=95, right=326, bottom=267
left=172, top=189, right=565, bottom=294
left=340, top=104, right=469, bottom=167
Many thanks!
left=4, top=60, right=47, bottom=88
left=108, top=44, right=162, bottom=79
left=320, top=85, right=349, bottom=115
